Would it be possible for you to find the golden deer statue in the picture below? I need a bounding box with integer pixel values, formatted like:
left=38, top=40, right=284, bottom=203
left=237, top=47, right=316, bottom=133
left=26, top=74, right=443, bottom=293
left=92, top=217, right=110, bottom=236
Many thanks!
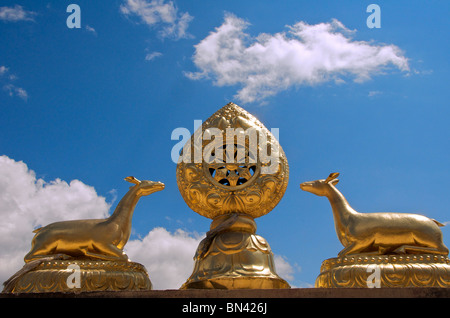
left=300, top=172, right=448, bottom=257
left=24, top=176, right=164, bottom=262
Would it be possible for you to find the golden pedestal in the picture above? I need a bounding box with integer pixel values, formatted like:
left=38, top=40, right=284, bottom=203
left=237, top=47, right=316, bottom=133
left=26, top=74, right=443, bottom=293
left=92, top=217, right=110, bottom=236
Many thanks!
left=4, top=259, right=152, bottom=293
left=316, top=254, right=450, bottom=288
left=181, top=214, right=290, bottom=289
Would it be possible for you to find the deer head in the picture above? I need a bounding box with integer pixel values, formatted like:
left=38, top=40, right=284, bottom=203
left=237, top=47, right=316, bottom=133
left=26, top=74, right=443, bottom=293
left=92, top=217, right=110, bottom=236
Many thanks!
left=300, top=172, right=340, bottom=196
left=125, top=176, right=165, bottom=197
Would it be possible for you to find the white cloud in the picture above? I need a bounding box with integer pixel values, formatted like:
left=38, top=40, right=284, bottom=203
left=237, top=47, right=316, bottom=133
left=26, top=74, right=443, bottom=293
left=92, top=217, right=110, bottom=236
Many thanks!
left=0, top=66, right=8, bottom=75
left=120, top=0, right=193, bottom=40
left=186, top=14, right=410, bottom=103
left=0, top=5, right=36, bottom=22
left=1, top=65, right=28, bottom=101
left=85, top=25, right=97, bottom=36
left=273, top=255, right=296, bottom=282
left=145, top=51, right=163, bottom=61
left=125, top=227, right=202, bottom=289
left=0, top=155, right=111, bottom=283
left=3, top=84, right=28, bottom=101
left=0, top=155, right=298, bottom=290
left=126, top=230, right=298, bottom=289
left=368, top=90, right=382, bottom=97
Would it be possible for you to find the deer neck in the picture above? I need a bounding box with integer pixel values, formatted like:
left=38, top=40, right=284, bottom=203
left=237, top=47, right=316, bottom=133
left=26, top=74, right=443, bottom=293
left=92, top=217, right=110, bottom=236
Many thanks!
left=325, top=184, right=357, bottom=233
left=107, top=186, right=140, bottom=237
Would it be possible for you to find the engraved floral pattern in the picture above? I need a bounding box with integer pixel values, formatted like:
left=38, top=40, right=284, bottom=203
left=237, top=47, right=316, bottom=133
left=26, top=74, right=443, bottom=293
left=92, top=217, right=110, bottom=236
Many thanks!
left=316, top=254, right=450, bottom=287
left=176, top=103, right=289, bottom=219
left=9, top=260, right=151, bottom=293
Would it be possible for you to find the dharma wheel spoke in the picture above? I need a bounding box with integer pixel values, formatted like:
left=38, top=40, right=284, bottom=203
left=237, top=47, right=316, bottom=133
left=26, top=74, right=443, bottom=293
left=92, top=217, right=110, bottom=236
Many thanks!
left=237, top=166, right=253, bottom=181
left=213, top=167, right=228, bottom=182
left=226, top=170, right=239, bottom=187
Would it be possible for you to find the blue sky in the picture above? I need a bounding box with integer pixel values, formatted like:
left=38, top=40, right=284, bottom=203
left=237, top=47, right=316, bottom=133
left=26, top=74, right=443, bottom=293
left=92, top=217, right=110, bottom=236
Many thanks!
left=0, top=0, right=449, bottom=289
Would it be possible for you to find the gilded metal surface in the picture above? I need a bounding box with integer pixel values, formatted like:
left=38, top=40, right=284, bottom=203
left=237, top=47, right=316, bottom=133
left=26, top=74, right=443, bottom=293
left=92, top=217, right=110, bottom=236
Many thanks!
left=316, top=254, right=450, bottom=288
left=300, top=172, right=449, bottom=257
left=301, top=172, right=450, bottom=288
left=24, top=177, right=164, bottom=262
left=4, top=177, right=163, bottom=293
left=5, top=259, right=151, bottom=293
left=176, top=102, right=289, bottom=219
left=178, top=103, right=290, bottom=289
left=181, top=214, right=290, bottom=289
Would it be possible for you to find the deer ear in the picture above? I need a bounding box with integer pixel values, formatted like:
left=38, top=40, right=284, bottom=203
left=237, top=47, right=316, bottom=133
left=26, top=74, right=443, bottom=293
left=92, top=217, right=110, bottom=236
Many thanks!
left=125, top=176, right=140, bottom=185
left=330, top=178, right=339, bottom=186
left=325, top=172, right=340, bottom=183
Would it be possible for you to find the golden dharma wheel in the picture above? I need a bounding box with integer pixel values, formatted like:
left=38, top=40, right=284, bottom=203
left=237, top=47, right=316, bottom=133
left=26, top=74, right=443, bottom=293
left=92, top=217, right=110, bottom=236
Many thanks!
left=176, top=103, right=289, bottom=219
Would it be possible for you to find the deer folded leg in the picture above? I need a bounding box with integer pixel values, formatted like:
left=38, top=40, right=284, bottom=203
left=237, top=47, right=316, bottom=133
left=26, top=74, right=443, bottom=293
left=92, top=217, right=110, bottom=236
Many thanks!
left=84, top=244, right=129, bottom=261
left=378, top=245, right=397, bottom=254
left=338, top=239, right=376, bottom=257
left=438, top=243, right=449, bottom=255
left=393, top=245, right=448, bottom=255
left=83, top=251, right=128, bottom=261
left=24, top=251, right=67, bottom=262
left=338, top=242, right=358, bottom=257
left=24, top=242, right=59, bottom=262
